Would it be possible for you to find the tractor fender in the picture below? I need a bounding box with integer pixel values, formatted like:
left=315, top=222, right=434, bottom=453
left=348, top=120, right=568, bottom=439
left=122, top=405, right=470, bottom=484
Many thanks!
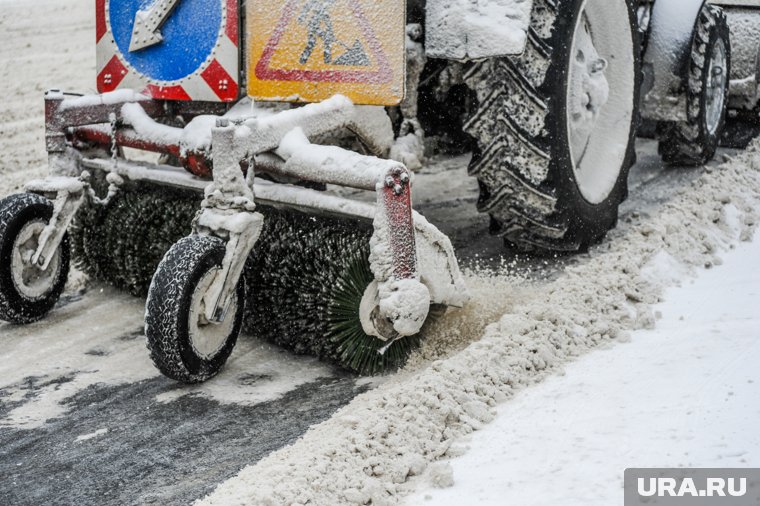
left=424, top=0, right=533, bottom=61
left=640, top=0, right=708, bottom=122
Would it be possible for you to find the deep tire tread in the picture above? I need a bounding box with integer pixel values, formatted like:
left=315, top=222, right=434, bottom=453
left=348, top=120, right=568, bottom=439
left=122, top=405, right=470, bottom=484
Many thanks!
left=464, top=0, right=638, bottom=252
left=658, top=4, right=730, bottom=166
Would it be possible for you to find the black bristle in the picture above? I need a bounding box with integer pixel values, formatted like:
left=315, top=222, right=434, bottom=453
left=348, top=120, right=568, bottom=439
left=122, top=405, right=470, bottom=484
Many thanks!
left=243, top=208, right=426, bottom=375
left=325, top=251, right=422, bottom=374
left=70, top=181, right=427, bottom=374
left=70, top=180, right=199, bottom=296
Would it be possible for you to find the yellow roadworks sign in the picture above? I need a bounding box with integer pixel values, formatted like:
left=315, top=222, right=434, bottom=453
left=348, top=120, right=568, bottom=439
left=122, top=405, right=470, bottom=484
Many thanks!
left=247, top=0, right=406, bottom=106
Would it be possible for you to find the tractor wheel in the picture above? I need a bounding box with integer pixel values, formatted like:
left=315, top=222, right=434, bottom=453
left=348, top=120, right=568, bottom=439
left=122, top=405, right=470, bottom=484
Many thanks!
left=0, top=193, right=70, bottom=324
left=658, top=4, right=730, bottom=166
left=145, top=236, right=245, bottom=383
left=464, top=0, right=640, bottom=252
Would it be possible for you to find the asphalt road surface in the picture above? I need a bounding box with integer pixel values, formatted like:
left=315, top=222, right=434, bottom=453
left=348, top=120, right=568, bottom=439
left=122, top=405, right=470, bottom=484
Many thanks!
left=0, top=138, right=745, bottom=505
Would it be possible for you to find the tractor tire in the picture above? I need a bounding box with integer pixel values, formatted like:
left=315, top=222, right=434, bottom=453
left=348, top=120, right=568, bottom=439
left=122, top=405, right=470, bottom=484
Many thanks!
left=658, top=4, right=731, bottom=166
left=0, top=193, right=70, bottom=324
left=464, top=0, right=640, bottom=252
left=145, top=236, right=245, bottom=383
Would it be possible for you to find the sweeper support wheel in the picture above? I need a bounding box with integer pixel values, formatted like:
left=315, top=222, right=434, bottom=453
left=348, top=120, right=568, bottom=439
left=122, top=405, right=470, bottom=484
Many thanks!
left=145, top=235, right=246, bottom=383
left=73, top=178, right=443, bottom=377
left=0, top=193, right=70, bottom=324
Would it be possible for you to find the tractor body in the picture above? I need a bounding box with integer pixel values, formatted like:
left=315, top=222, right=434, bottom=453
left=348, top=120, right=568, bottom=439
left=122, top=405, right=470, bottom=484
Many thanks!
left=640, top=0, right=760, bottom=122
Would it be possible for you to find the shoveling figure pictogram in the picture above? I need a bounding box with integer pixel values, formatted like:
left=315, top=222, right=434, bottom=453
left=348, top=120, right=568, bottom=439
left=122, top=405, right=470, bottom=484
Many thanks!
left=249, top=0, right=405, bottom=104
left=297, top=0, right=369, bottom=66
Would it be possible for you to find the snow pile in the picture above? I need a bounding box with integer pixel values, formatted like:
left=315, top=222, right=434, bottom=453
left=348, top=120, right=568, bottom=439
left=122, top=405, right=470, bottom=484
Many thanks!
left=425, top=0, right=532, bottom=61
left=427, top=462, right=455, bottom=489
left=199, top=143, right=760, bottom=506
left=407, top=234, right=760, bottom=504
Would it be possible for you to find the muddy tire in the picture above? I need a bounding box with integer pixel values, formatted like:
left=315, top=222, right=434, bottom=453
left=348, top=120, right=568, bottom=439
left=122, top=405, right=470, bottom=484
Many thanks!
left=658, top=4, right=730, bottom=166
left=145, top=236, right=245, bottom=383
left=0, top=193, right=69, bottom=324
left=464, top=0, right=640, bottom=252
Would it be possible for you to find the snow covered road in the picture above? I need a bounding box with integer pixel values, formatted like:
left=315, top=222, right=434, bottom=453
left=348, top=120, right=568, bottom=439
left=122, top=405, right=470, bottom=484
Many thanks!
left=0, top=291, right=369, bottom=504
left=406, top=234, right=760, bottom=505
left=0, top=139, right=747, bottom=505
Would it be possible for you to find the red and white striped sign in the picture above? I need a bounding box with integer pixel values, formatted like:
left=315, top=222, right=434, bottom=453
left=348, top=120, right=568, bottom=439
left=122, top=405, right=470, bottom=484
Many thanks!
left=96, top=0, right=240, bottom=102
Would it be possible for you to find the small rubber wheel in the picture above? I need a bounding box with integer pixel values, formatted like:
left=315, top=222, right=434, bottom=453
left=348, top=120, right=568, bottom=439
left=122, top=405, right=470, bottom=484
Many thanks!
left=658, top=4, right=731, bottom=166
left=0, top=193, right=70, bottom=324
left=145, top=236, right=245, bottom=383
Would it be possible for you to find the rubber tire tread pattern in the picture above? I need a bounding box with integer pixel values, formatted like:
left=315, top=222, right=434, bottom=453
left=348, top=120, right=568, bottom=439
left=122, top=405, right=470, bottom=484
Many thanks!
left=658, top=4, right=731, bottom=166
left=145, top=235, right=244, bottom=384
left=463, top=0, right=639, bottom=253
left=0, top=193, right=70, bottom=324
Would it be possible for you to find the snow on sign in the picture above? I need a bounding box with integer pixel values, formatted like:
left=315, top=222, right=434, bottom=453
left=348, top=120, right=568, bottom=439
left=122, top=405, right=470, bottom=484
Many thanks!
left=247, top=0, right=406, bottom=105
left=96, top=0, right=240, bottom=102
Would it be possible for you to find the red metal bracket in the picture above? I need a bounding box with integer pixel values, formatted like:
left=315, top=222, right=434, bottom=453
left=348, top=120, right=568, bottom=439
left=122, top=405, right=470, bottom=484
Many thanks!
left=381, top=166, right=417, bottom=280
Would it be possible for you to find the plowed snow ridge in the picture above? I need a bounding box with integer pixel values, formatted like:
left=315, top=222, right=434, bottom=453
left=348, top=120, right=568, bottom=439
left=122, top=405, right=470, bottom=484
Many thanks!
left=199, top=143, right=760, bottom=506
left=406, top=234, right=760, bottom=505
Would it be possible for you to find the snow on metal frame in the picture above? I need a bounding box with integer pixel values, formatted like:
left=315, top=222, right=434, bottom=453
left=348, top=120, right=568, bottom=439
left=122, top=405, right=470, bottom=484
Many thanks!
left=79, top=156, right=468, bottom=309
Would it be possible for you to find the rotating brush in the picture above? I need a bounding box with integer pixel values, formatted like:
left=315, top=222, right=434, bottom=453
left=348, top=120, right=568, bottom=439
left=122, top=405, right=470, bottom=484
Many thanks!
left=70, top=180, right=430, bottom=374
left=243, top=208, right=431, bottom=375
left=70, top=179, right=200, bottom=296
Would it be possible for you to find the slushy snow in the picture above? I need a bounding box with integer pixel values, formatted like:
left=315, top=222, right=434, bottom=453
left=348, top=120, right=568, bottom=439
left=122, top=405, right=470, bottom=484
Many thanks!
left=198, top=142, right=760, bottom=505
left=407, top=231, right=760, bottom=505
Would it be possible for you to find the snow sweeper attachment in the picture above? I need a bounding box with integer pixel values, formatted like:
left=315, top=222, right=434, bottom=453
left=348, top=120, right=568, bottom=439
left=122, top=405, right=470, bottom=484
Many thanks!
left=0, top=90, right=468, bottom=381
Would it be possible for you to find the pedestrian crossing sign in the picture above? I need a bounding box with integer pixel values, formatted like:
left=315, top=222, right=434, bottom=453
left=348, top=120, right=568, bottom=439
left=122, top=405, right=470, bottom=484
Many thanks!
left=247, top=0, right=406, bottom=106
